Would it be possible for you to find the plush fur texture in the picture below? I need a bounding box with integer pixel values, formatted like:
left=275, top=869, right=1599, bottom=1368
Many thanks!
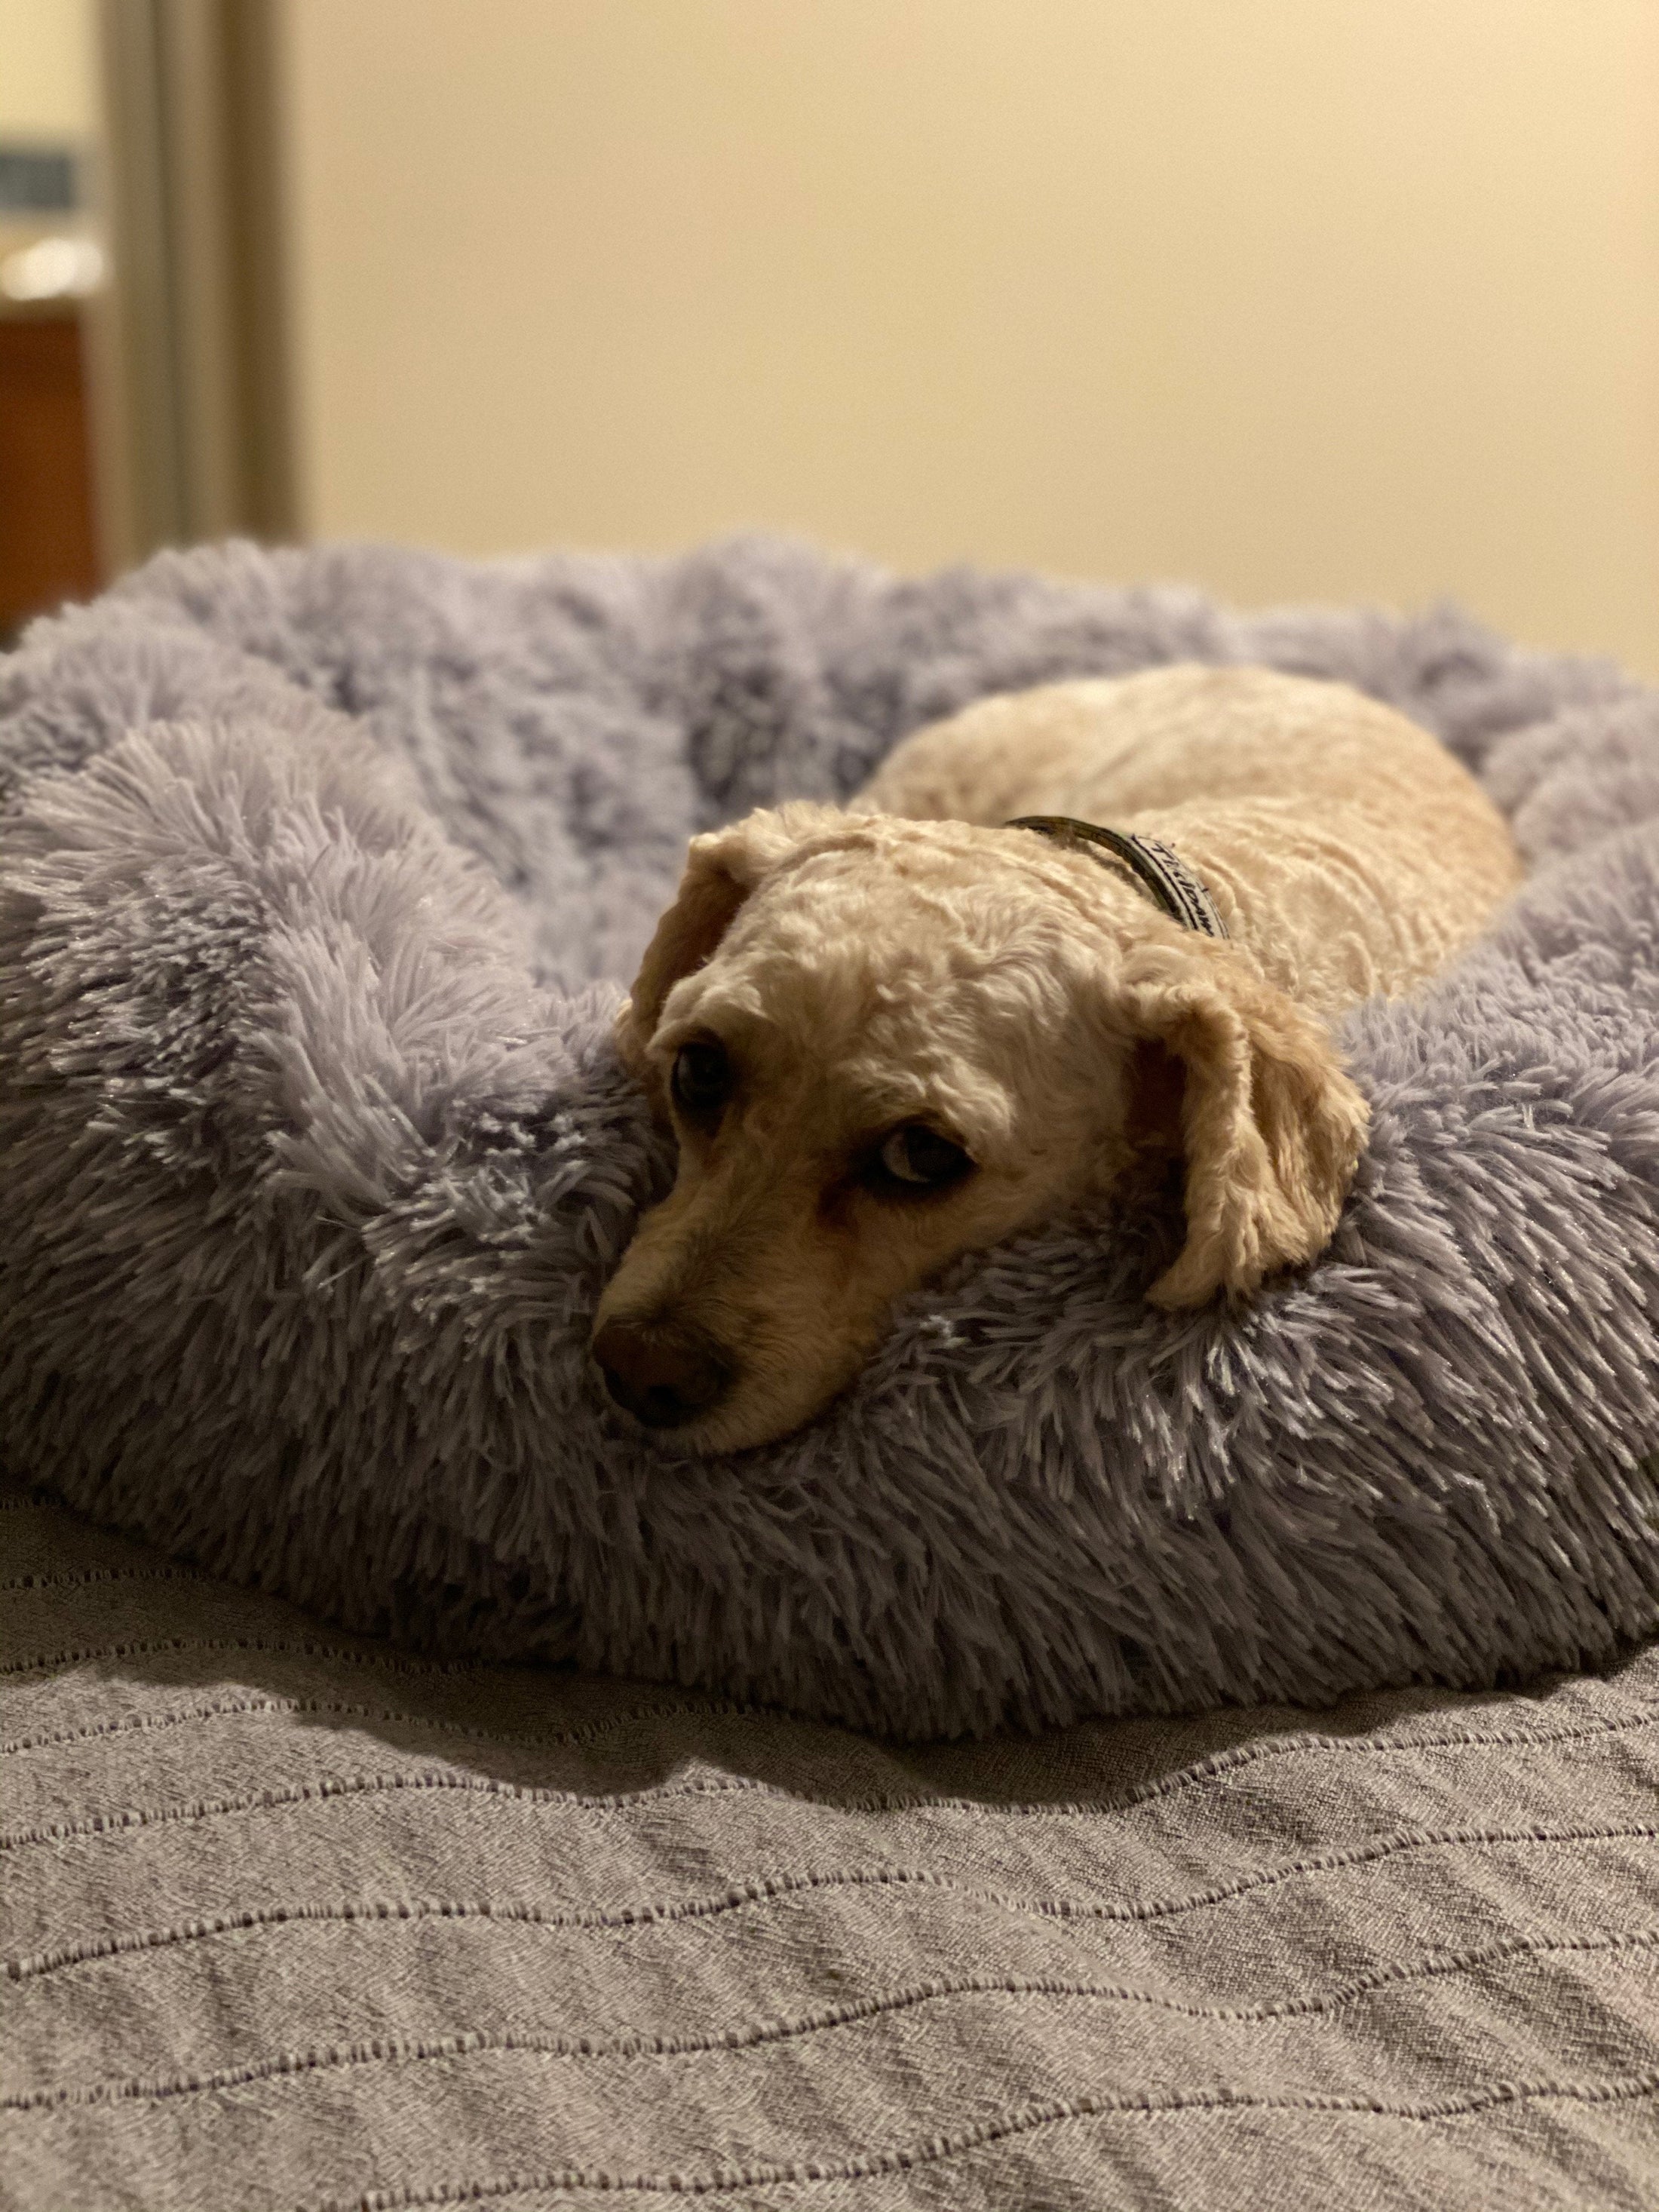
left=1, top=535, right=1657, bottom=1737
left=601, top=668, right=1523, bottom=1450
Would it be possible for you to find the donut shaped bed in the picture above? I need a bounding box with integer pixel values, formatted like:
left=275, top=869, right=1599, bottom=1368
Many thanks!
left=2, top=535, right=1657, bottom=1740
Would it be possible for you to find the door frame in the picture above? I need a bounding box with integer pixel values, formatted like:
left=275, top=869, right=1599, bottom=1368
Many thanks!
left=88, top=0, right=296, bottom=570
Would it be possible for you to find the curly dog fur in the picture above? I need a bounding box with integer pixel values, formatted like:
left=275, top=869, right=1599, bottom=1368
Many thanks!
left=596, top=665, right=1523, bottom=1450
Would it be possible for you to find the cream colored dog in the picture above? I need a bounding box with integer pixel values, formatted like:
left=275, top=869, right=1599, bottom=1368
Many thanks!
left=593, top=665, right=1523, bottom=1451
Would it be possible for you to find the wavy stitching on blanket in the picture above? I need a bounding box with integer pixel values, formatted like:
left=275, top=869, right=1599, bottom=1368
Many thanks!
left=8, top=1818, right=1657, bottom=1982
left=8, top=1691, right=1657, bottom=1817
left=0, top=1769, right=776, bottom=1850
left=0, top=1637, right=505, bottom=1680
left=290, top=2075, right=1659, bottom=2208
left=1, top=1696, right=754, bottom=1764
left=6, top=1704, right=1659, bottom=1852
left=8, top=1928, right=1659, bottom=2114
left=0, top=1567, right=210, bottom=1594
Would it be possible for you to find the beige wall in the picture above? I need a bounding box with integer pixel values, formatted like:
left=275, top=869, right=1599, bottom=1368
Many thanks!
left=0, top=0, right=94, bottom=137
left=281, top=0, right=1659, bottom=675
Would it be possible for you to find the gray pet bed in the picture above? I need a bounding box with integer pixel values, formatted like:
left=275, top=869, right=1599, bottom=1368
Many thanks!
left=2, top=536, right=1657, bottom=1737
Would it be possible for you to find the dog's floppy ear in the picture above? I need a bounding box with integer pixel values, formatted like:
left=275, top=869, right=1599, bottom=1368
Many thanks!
left=1118, top=946, right=1369, bottom=1308
left=617, top=805, right=835, bottom=1073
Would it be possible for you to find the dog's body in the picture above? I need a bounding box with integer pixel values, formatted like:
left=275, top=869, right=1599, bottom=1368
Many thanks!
left=858, top=665, right=1523, bottom=1018
left=594, top=667, right=1523, bottom=1451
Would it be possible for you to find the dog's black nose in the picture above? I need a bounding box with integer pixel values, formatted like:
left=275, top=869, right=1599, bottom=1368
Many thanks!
left=591, top=1318, right=732, bottom=1428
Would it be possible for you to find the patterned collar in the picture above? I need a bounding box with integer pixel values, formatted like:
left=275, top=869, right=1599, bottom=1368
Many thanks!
left=1007, top=815, right=1228, bottom=939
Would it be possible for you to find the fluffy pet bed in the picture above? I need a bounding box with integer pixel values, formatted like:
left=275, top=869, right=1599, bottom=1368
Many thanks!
left=2, top=536, right=1657, bottom=1738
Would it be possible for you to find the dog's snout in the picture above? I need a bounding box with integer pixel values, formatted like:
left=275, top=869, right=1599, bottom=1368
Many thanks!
left=592, top=1317, right=733, bottom=1429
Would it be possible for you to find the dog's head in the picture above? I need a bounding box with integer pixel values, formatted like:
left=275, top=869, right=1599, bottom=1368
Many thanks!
left=592, top=805, right=1367, bottom=1451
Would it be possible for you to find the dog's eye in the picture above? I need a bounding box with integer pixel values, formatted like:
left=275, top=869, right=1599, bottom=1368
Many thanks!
left=871, top=1123, right=974, bottom=1193
left=670, top=1039, right=733, bottom=1120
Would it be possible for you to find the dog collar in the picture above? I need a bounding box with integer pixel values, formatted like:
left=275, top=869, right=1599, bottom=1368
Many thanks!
left=1007, top=815, right=1229, bottom=939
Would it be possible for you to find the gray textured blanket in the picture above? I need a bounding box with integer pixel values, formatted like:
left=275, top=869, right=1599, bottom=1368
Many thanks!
left=2, top=537, right=1657, bottom=1739
left=5, top=1481, right=1657, bottom=2209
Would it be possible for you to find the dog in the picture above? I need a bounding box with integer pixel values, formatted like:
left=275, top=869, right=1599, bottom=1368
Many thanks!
left=592, top=664, right=1523, bottom=1452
